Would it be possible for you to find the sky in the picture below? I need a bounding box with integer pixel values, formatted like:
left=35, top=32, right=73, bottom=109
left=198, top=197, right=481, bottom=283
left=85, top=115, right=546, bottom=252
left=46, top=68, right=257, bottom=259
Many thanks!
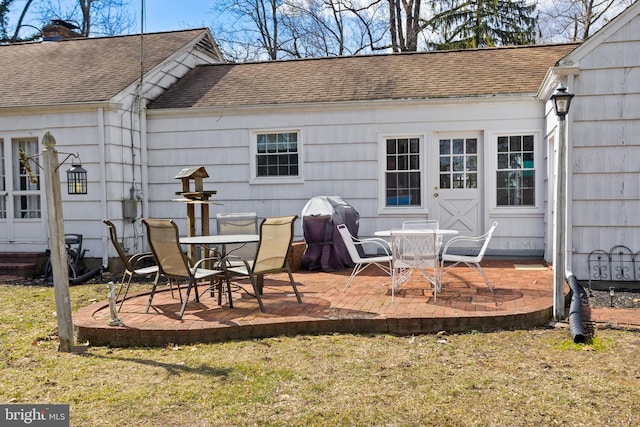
left=8, top=0, right=221, bottom=36
left=132, top=0, right=219, bottom=33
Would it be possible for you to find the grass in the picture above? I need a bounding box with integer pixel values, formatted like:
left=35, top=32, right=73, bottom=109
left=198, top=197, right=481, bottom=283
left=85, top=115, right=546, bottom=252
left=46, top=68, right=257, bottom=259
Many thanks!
left=1, top=282, right=640, bottom=426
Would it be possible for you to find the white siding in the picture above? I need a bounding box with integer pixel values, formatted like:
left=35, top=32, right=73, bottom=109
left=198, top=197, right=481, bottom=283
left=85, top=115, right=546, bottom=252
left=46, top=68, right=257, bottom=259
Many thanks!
left=146, top=98, right=548, bottom=254
left=0, top=39, right=220, bottom=261
left=563, top=6, right=640, bottom=279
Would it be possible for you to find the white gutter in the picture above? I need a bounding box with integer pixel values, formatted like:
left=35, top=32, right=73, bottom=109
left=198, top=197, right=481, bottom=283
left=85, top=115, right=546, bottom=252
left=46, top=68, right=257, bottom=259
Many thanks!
left=98, top=107, right=109, bottom=269
left=565, top=74, right=575, bottom=280
left=140, top=103, right=149, bottom=251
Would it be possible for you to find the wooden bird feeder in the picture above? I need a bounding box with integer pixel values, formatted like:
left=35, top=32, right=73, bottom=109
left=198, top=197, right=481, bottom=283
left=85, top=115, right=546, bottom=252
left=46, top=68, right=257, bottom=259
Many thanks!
left=174, top=167, right=219, bottom=261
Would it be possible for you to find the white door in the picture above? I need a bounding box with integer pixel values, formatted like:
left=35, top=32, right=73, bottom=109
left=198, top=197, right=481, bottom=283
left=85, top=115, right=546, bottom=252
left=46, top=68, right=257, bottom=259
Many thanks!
left=430, top=132, right=482, bottom=237
left=0, top=138, right=46, bottom=244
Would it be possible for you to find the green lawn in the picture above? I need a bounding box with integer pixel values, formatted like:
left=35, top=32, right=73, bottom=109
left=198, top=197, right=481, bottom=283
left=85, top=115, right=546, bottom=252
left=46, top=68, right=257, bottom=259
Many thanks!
left=1, top=283, right=639, bottom=426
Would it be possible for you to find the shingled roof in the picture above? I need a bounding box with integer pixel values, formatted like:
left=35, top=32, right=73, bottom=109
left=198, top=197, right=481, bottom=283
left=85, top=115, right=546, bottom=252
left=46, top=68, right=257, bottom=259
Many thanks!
left=0, top=29, right=215, bottom=108
left=149, top=43, right=579, bottom=110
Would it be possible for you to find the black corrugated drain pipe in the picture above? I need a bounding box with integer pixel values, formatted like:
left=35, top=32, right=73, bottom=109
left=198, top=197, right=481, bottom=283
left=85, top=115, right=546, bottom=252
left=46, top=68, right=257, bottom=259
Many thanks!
left=567, top=275, right=588, bottom=343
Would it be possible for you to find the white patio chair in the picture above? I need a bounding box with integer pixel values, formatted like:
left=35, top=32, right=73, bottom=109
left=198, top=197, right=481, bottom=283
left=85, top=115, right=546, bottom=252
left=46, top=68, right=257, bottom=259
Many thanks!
left=402, top=219, right=439, bottom=230
left=439, top=221, right=499, bottom=292
left=390, top=229, right=439, bottom=302
left=337, top=224, right=392, bottom=291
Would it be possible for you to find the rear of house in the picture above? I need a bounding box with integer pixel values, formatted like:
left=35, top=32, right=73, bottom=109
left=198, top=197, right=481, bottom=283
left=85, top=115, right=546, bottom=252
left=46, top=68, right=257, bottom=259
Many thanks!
left=146, top=45, right=578, bottom=259
left=2, top=1, right=639, bottom=280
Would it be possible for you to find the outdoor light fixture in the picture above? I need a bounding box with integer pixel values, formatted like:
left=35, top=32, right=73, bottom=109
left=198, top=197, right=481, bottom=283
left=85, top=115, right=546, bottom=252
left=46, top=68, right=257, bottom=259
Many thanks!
left=551, top=86, right=574, bottom=121
left=17, top=131, right=90, bottom=352
left=609, top=287, right=615, bottom=307
left=66, top=163, right=87, bottom=195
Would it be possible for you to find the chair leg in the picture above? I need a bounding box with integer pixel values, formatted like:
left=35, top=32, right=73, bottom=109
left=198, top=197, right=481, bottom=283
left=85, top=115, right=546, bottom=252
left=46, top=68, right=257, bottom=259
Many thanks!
left=344, top=262, right=391, bottom=291
left=169, top=278, right=182, bottom=302
left=179, top=279, right=197, bottom=319
left=285, top=264, right=302, bottom=303
left=344, top=262, right=369, bottom=290
left=145, top=273, right=162, bottom=313
left=116, top=272, right=133, bottom=312
left=247, top=274, right=266, bottom=312
left=225, top=277, right=233, bottom=309
left=471, top=262, right=494, bottom=292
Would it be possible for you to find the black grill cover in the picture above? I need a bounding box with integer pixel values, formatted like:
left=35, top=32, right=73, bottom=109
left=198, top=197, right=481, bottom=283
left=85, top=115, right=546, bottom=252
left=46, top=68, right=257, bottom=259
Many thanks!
left=301, top=196, right=359, bottom=271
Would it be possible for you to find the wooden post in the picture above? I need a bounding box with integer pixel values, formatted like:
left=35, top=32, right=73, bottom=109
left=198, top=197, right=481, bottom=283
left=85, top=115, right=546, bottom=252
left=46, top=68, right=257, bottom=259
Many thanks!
left=174, top=167, right=217, bottom=263
left=42, top=132, right=75, bottom=352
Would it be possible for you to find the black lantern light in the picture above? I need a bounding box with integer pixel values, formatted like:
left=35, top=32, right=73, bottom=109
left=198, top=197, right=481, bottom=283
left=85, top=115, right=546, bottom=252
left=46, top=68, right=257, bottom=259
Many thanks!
left=66, top=163, right=87, bottom=195
left=551, top=86, right=574, bottom=120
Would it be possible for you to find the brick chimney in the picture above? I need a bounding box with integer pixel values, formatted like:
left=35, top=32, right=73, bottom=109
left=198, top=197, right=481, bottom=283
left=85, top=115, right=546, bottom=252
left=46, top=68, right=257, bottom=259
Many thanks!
left=42, top=20, right=82, bottom=41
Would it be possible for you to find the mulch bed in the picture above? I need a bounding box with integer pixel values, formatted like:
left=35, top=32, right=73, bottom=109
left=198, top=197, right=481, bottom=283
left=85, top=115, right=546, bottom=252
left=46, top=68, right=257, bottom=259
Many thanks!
left=587, top=288, right=640, bottom=309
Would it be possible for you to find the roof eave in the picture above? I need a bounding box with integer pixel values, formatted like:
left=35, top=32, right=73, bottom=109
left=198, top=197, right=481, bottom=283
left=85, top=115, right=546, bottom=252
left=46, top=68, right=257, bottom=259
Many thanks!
left=0, top=101, right=122, bottom=115
left=148, top=93, right=538, bottom=117
left=537, top=66, right=581, bottom=100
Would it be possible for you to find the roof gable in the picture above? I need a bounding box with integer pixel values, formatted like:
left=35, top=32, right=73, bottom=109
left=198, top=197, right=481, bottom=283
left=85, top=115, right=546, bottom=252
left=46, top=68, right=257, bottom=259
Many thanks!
left=559, top=1, right=640, bottom=67
left=149, top=43, right=579, bottom=110
left=0, top=29, right=217, bottom=108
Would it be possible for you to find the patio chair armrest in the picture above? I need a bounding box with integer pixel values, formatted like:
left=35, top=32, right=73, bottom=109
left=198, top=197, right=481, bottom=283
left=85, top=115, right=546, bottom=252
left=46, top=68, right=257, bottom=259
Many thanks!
left=442, top=235, right=474, bottom=251
left=355, top=238, right=391, bottom=256
left=192, top=254, right=224, bottom=272
left=129, top=252, right=156, bottom=268
left=220, top=254, right=252, bottom=271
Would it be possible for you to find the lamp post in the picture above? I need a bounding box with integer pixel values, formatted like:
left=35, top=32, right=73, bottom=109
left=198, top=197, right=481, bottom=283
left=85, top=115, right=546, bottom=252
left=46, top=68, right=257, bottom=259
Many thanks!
left=551, top=86, right=574, bottom=321
left=42, top=132, right=88, bottom=352
left=20, top=132, right=88, bottom=351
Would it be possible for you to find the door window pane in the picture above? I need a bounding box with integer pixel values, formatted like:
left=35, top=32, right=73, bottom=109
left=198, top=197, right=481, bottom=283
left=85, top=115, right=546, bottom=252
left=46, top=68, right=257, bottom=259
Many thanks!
left=439, top=138, right=478, bottom=189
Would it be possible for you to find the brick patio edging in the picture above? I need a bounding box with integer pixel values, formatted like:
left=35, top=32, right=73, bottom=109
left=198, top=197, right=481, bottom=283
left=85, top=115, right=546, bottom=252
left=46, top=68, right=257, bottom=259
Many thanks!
left=74, top=300, right=553, bottom=347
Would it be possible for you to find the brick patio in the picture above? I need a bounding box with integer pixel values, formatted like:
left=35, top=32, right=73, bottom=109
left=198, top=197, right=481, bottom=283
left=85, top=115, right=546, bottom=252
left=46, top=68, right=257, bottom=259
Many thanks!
left=75, top=260, right=568, bottom=346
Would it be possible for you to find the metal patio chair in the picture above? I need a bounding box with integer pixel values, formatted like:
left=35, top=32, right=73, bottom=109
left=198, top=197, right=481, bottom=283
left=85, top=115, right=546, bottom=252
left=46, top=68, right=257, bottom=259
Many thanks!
left=390, top=229, right=439, bottom=302
left=142, top=219, right=229, bottom=319
left=402, top=219, right=440, bottom=230
left=439, top=221, right=499, bottom=292
left=337, top=223, right=392, bottom=291
left=223, top=215, right=303, bottom=312
left=103, top=219, right=164, bottom=311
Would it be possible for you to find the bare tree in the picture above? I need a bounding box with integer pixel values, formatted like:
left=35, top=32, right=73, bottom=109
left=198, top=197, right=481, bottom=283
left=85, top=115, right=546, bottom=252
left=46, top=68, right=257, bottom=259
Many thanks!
left=279, top=0, right=388, bottom=57
left=212, top=0, right=281, bottom=60
left=388, top=0, right=423, bottom=51
left=2, top=0, right=40, bottom=43
left=537, top=0, right=634, bottom=42
left=213, top=0, right=388, bottom=61
left=36, top=0, right=135, bottom=37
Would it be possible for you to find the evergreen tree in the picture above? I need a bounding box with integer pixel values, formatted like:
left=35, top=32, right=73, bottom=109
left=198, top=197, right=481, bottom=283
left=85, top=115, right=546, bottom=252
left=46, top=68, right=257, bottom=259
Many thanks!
left=428, top=0, right=537, bottom=50
left=1, top=0, right=15, bottom=42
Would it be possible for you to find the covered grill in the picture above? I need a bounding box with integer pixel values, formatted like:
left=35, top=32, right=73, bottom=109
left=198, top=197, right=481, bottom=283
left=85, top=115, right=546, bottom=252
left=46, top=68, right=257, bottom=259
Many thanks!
left=301, top=196, right=360, bottom=272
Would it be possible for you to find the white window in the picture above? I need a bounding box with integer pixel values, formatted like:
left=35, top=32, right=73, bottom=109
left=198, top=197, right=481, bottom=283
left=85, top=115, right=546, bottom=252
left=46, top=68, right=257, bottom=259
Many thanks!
left=496, top=134, right=535, bottom=206
left=384, top=137, right=421, bottom=207
left=13, top=138, right=41, bottom=218
left=255, top=131, right=299, bottom=178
